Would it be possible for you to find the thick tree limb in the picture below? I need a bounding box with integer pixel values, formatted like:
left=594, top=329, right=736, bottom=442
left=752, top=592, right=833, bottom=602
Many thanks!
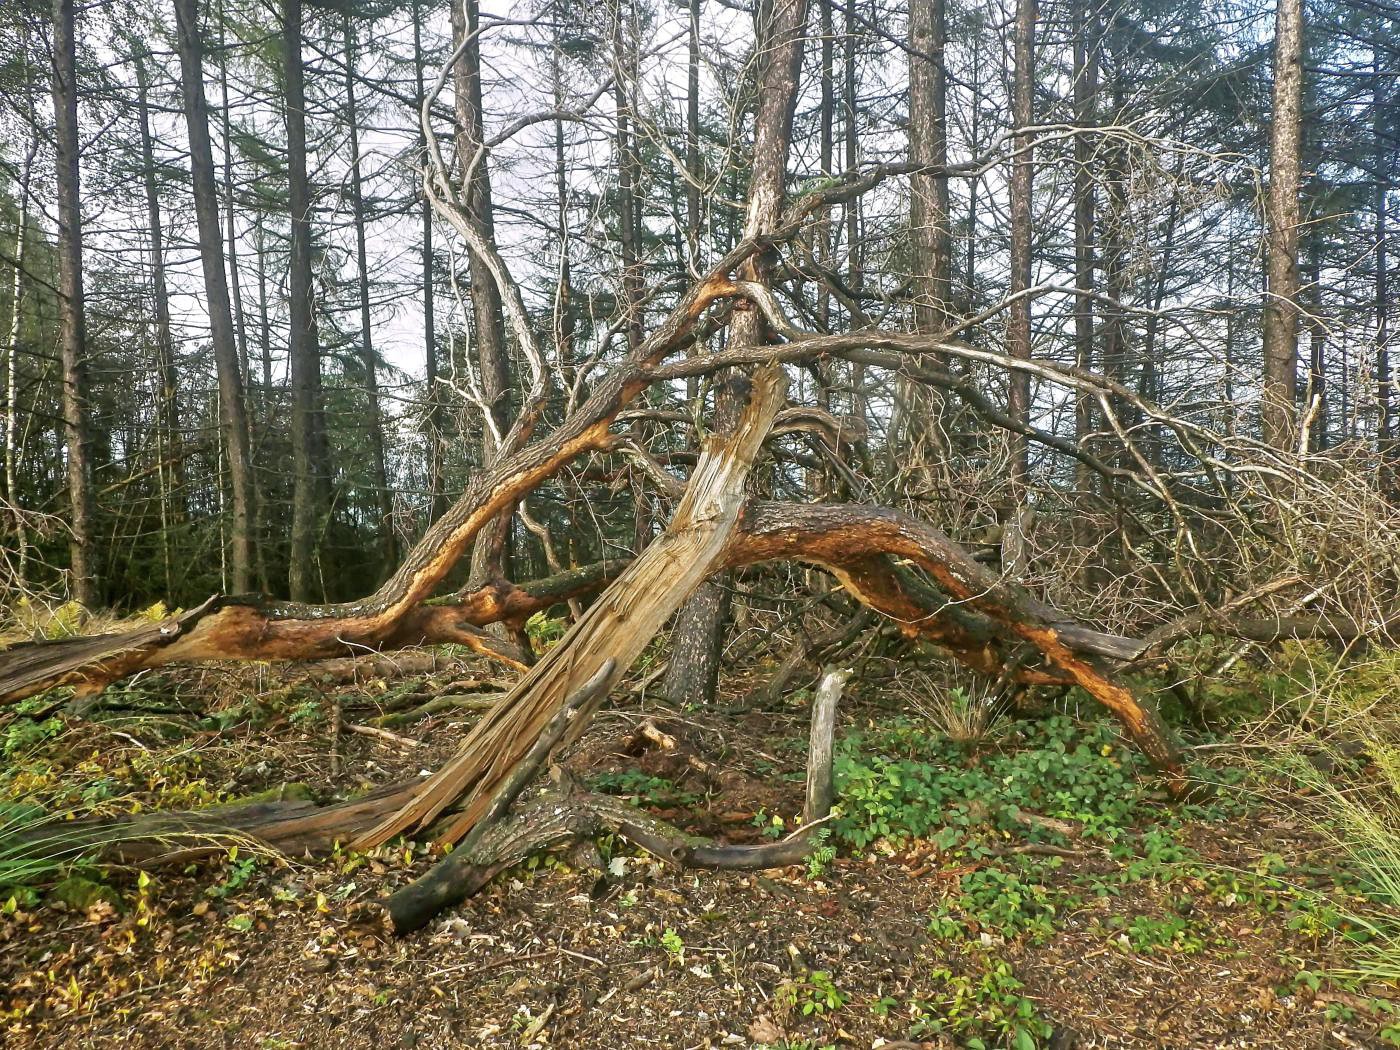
left=726, top=503, right=1185, bottom=782
left=0, top=561, right=629, bottom=704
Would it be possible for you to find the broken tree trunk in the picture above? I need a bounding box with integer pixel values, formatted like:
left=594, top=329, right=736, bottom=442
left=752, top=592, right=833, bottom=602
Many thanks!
left=352, top=366, right=789, bottom=851
left=376, top=660, right=615, bottom=934
left=19, top=491, right=1187, bottom=866
left=375, top=661, right=848, bottom=935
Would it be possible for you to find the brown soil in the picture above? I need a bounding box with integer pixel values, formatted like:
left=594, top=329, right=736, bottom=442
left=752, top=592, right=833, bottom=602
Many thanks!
left=0, top=658, right=1391, bottom=1050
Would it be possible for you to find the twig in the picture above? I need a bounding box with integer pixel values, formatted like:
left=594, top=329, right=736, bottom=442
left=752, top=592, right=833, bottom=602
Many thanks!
left=347, top=722, right=419, bottom=749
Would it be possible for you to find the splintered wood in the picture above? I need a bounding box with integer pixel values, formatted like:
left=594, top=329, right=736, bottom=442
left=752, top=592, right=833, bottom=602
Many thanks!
left=353, top=366, right=789, bottom=850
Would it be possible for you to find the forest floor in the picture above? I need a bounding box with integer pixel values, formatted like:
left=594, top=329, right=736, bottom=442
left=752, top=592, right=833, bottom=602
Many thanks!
left=1, top=650, right=1397, bottom=1050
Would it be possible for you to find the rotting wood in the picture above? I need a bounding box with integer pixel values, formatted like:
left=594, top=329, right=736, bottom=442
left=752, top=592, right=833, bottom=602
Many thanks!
left=804, top=667, right=848, bottom=823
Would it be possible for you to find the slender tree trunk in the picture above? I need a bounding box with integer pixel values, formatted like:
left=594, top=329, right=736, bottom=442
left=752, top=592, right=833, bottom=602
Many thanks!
left=343, top=14, right=396, bottom=573
left=254, top=215, right=273, bottom=414
left=3, top=129, right=36, bottom=586
left=1376, top=40, right=1395, bottom=494
left=133, top=42, right=185, bottom=600
left=815, top=0, right=833, bottom=336
left=1304, top=237, right=1327, bottom=450
left=844, top=0, right=866, bottom=425
left=1071, top=0, right=1096, bottom=571
left=216, top=0, right=267, bottom=591
left=614, top=5, right=644, bottom=355
left=451, top=0, right=513, bottom=586
left=908, top=0, right=951, bottom=339
left=174, top=0, right=255, bottom=593
left=1261, top=0, right=1304, bottom=451
left=1003, top=0, right=1036, bottom=577
left=664, top=0, right=810, bottom=709
left=1098, top=46, right=1128, bottom=412
left=907, top=0, right=951, bottom=466
left=412, top=0, right=446, bottom=523
left=215, top=6, right=250, bottom=385
left=51, top=0, right=99, bottom=606
left=284, top=0, right=327, bottom=601
left=964, top=29, right=980, bottom=313
left=684, top=0, right=704, bottom=404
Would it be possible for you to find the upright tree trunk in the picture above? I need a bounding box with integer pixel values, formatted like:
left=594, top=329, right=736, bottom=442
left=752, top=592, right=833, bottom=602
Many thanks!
left=844, top=0, right=866, bottom=425
left=550, top=9, right=576, bottom=369
left=174, top=0, right=255, bottom=594
left=451, top=0, right=513, bottom=586
left=907, top=0, right=952, bottom=466
left=133, top=42, right=185, bottom=599
left=343, top=14, right=396, bottom=573
left=816, top=0, right=834, bottom=332
left=663, top=0, right=810, bottom=709
left=1071, top=0, right=1096, bottom=567
left=908, top=0, right=951, bottom=339
left=216, top=5, right=250, bottom=385
left=1304, top=237, right=1327, bottom=450
left=3, top=128, right=36, bottom=585
left=51, top=0, right=99, bottom=606
left=284, top=0, right=328, bottom=601
left=412, top=0, right=446, bottom=523
left=1261, top=0, right=1304, bottom=451
left=684, top=0, right=704, bottom=404
left=1003, top=0, right=1036, bottom=577
left=614, top=5, right=644, bottom=355
left=216, top=0, right=267, bottom=591
left=1375, top=40, right=1395, bottom=494
left=964, top=28, right=980, bottom=313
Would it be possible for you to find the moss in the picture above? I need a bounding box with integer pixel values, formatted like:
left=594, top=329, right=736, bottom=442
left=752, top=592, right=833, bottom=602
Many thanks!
left=225, top=782, right=315, bottom=806
left=49, top=875, right=120, bottom=911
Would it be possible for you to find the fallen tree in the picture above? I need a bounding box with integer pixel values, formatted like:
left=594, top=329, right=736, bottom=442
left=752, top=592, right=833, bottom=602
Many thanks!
left=8, top=0, right=1398, bottom=938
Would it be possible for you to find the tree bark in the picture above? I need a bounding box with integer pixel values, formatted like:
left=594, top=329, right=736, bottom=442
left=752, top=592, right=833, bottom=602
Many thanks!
left=1071, top=0, right=1097, bottom=575
left=1261, top=0, right=1304, bottom=452
left=282, top=0, right=329, bottom=599
left=663, top=0, right=810, bottom=710
left=1003, top=0, right=1036, bottom=577
left=3, top=112, right=36, bottom=586
left=174, top=0, right=255, bottom=593
left=132, top=45, right=184, bottom=529
left=411, top=0, right=446, bottom=524
left=451, top=0, right=513, bottom=586
left=343, top=13, right=396, bottom=574
left=50, top=0, right=99, bottom=607
left=357, top=367, right=790, bottom=850
left=905, top=0, right=953, bottom=469
left=285, top=0, right=328, bottom=601
left=908, top=0, right=951, bottom=341
left=1375, top=38, right=1396, bottom=495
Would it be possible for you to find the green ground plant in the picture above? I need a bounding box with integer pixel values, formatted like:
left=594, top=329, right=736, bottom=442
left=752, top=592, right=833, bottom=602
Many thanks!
left=831, top=713, right=1153, bottom=853
left=774, top=969, right=848, bottom=1017
left=909, top=957, right=1051, bottom=1049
